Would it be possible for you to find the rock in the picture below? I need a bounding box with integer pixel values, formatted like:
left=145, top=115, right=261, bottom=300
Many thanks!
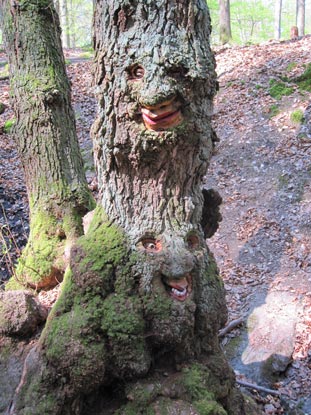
left=241, top=291, right=299, bottom=385
left=0, top=337, right=33, bottom=413
left=0, top=290, right=48, bottom=337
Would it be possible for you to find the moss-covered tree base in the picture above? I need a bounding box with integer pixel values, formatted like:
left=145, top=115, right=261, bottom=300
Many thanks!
left=6, top=200, right=94, bottom=290
left=4, top=207, right=257, bottom=415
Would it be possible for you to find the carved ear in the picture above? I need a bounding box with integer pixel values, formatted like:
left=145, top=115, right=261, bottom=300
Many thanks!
left=201, top=188, right=222, bottom=239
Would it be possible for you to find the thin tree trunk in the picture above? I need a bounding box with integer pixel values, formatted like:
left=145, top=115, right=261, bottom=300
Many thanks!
left=60, top=0, right=70, bottom=48
left=296, top=0, right=305, bottom=36
left=274, top=0, right=282, bottom=40
left=219, top=0, right=232, bottom=44
left=53, top=0, right=60, bottom=16
left=1, top=0, right=94, bottom=289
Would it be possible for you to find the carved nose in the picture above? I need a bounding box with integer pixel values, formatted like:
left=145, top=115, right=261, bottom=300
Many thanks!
left=161, top=251, right=194, bottom=280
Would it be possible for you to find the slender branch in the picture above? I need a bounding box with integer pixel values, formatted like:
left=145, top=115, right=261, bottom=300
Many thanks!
left=236, top=380, right=284, bottom=396
left=218, top=316, right=244, bottom=338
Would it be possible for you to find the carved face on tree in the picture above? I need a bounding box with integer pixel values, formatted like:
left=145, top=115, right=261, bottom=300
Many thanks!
left=93, top=1, right=218, bottom=234
left=90, top=0, right=222, bottom=358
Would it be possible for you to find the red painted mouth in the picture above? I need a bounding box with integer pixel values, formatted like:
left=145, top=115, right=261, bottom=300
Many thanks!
left=162, top=275, right=192, bottom=302
left=141, top=97, right=183, bottom=131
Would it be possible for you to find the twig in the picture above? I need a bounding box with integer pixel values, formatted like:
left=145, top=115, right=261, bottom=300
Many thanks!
left=218, top=316, right=244, bottom=338
left=237, top=380, right=284, bottom=396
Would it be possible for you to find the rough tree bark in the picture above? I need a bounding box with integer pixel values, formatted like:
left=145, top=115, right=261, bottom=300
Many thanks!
left=0, top=1, right=257, bottom=414
left=219, top=0, right=232, bottom=45
left=1, top=0, right=94, bottom=289
left=296, top=0, right=305, bottom=37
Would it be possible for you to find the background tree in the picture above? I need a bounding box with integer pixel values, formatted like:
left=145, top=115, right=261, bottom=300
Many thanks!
left=60, top=0, right=70, bottom=48
left=0, top=1, right=253, bottom=414
left=274, top=0, right=282, bottom=39
left=219, top=0, right=232, bottom=44
left=1, top=0, right=94, bottom=290
left=296, top=0, right=305, bottom=36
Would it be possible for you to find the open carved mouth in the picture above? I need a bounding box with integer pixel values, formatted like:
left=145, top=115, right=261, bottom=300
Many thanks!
left=141, top=97, right=183, bottom=131
left=162, top=274, right=192, bottom=302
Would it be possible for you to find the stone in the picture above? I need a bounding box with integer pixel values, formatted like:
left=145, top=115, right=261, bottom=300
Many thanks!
left=0, top=290, right=48, bottom=337
left=241, top=290, right=299, bottom=384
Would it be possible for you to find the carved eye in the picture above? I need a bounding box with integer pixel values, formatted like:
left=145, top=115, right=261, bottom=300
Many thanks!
left=167, top=66, right=188, bottom=79
left=186, top=234, right=200, bottom=250
left=128, top=65, right=145, bottom=80
left=140, top=238, right=162, bottom=253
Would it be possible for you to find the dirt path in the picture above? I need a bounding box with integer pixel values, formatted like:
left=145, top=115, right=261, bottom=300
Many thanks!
left=205, top=37, right=311, bottom=413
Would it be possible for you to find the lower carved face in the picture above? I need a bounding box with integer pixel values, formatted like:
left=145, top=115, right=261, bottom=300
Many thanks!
left=133, top=231, right=205, bottom=351
left=136, top=232, right=202, bottom=300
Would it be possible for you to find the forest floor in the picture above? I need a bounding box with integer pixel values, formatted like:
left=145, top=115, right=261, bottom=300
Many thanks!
left=1, top=37, right=311, bottom=414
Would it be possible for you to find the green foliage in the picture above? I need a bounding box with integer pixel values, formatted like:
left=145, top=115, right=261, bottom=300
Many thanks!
left=268, top=104, right=280, bottom=118
left=295, top=63, right=311, bottom=92
left=3, top=118, right=15, bottom=133
left=268, top=79, right=294, bottom=100
left=207, top=0, right=311, bottom=45
left=290, top=109, right=304, bottom=124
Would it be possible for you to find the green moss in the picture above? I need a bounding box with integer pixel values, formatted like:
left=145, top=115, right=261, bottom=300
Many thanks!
left=269, top=79, right=294, bottom=99
left=295, top=63, right=311, bottom=92
left=77, top=207, right=127, bottom=276
left=182, top=364, right=214, bottom=401
left=4, top=278, right=25, bottom=291
left=14, top=209, right=64, bottom=286
left=290, top=109, right=304, bottom=124
left=101, top=294, right=144, bottom=340
left=194, top=399, right=227, bottom=415
left=118, top=382, right=160, bottom=415
left=181, top=364, right=228, bottom=415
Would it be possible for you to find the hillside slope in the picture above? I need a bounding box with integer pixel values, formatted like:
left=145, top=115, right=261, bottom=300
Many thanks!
left=206, top=36, right=311, bottom=414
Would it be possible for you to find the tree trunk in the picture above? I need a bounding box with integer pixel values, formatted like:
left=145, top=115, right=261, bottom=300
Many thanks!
left=60, top=0, right=70, bottom=48
left=1, top=0, right=94, bottom=289
left=296, top=0, right=305, bottom=36
left=2, top=1, right=252, bottom=414
left=53, top=0, right=60, bottom=16
left=69, top=0, right=76, bottom=48
left=274, top=0, right=282, bottom=40
left=219, top=0, right=232, bottom=44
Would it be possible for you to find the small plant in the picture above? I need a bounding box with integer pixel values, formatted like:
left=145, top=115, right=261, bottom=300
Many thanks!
left=269, top=79, right=294, bottom=100
left=268, top=104, right=280, bottom=118
left=290, top=109, right=304, bottom=124
left=0, top=102, right=5, bottom=115
left=3, top=118, right=15, bottom=133
left=286, top=62, right=297, bottom=72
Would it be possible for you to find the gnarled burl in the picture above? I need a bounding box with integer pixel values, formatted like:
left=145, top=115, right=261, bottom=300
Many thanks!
left=7, top=1, right=252, bottom=414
